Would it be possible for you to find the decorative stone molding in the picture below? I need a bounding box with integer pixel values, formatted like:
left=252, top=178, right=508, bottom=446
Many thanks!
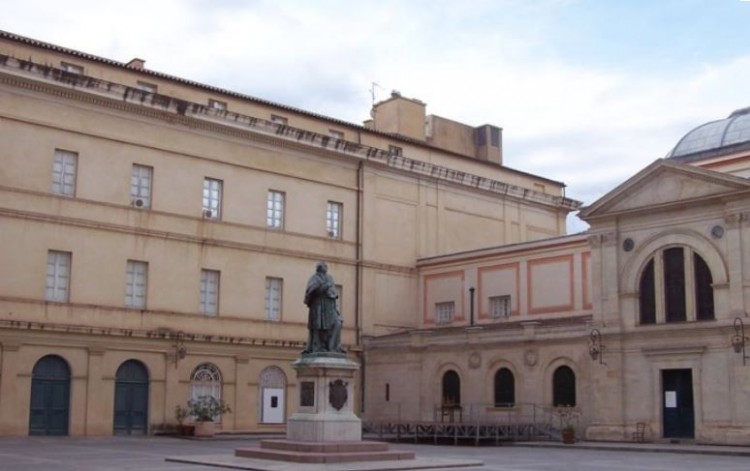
left=468, top=352, right=482, bottom=369
left=523, top=349, right=538, bottom=367
left=724, top=212, right=748, bottom=229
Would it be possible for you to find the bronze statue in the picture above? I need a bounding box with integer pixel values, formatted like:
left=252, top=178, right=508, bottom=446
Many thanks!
left=302, top=262, right=344, bottom=354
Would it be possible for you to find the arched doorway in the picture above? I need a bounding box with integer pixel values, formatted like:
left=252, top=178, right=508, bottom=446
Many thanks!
left=259, top=366, right=286, bottom=424
left=441, top=370, right=461, bottom=406
left=552, top=365, right=576, bottom=407
left=113, top=360, right=149, bottom=435
left=29, top=355, right=70, bottom=436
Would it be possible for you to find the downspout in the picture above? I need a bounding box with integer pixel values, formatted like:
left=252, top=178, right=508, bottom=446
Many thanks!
left=356, top=160, right=365, bottom=412
left=469, top=287, right=475, bottom=326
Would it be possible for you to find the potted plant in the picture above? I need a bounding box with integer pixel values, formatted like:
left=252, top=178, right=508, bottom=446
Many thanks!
left=174, top=405, right=194, bottom=437
left=555, top=405, right=579, bottom=444
left=186, top=395, right=231, bottom=437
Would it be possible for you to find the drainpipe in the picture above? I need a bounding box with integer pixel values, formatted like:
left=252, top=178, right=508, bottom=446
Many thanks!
left=356, top=160, right=365, bottom=412
left=469, top=287, right=475, bottom=326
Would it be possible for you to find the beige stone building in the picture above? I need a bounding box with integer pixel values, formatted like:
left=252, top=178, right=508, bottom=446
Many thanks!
left=0, top=31, right=577, bottom=436
left=364, top=107, right=750, bottom=445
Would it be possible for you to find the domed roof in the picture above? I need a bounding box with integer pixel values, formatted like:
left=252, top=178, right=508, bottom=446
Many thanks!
left=668, top=106, right=750, bottom=159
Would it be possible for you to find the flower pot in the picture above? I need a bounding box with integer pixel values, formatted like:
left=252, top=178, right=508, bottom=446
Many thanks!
left=194, top=421, right=215, bottom=437
left=561, top=428, right=575, bottom=444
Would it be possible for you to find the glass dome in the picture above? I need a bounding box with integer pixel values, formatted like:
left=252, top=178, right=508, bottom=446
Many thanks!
left=668, top=107, right=750, bottom=158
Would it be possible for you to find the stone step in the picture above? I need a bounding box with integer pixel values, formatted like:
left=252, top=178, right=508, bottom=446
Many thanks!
left=235, top=447, right=416, bottom=464
left=260, top=439, right=389, bottom=453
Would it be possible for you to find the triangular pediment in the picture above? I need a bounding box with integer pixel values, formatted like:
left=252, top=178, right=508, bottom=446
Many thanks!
left=579, top=159, right=750, bottom=221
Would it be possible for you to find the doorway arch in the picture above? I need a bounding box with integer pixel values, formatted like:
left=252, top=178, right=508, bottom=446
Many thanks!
left=259, top=366, right=286, bottom=424
left=441, top=370, right=461, bottom=406
left=113, top=359, right=149, bottom=435
left=29, top=355, right=70, bottom=435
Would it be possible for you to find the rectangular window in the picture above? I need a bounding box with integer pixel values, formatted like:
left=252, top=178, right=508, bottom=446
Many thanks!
left=52, top=149, right=78, bottom=196
left=130, top=164, right=153, bottom=208
left=270, top=114, right=288, bottom=125
left=489, top=295, right=511, bottom=319
left=326, top=201, right=342, bottom=239
left=200, top=269, right=220, bottom=315
left=125, top=260, right=148, bottom=309
left=136, top=81, right=157, bottom=93
left=435, top=301, right=455, bottom=324
left=202, top=178, right=222, bottom=219
left=61, top=62, right=83, bottom=74
left=209, top=99, right=227, bottom=111
left=46, top=251, right=71, bottom=302
left=330, top=130, right=344, bottom=140
left=265, top=277, right=283, bottom=321
left=267, top=190, right=285, bottom=229
left=388, top=145, right=403, bottom=157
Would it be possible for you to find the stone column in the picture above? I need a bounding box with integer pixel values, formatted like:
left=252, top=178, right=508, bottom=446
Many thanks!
left=0, top=343, right=25, bottom=435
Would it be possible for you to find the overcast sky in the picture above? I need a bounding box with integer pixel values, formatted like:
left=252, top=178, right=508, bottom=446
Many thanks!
left=2, top=0, right=749, bottom=232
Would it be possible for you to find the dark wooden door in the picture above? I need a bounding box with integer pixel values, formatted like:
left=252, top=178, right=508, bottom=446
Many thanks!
left=29, top=356, right=70, bottom=436
left=113, top=360, right=149, bottom=435
left=662, top=369, right=694, bottom=438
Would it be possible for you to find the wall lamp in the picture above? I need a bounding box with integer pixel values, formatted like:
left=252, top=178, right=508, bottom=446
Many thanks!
left=732, top=317, right=749, bottom=366
left=174, top=330, right=187, bottom=367
left=589, top=328, right=605, bottom=364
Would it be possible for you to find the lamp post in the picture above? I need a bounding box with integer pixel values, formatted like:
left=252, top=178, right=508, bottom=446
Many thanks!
left=589, top=328, right=604, bottom=365
left=732, top=317, right=749, bottom=366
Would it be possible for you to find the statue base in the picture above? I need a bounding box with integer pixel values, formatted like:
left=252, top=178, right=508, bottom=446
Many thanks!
left=286, top=353, right=361, bottom=442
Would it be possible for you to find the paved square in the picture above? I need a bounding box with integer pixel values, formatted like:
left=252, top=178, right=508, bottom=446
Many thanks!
left=0, top=437, right=749, bottom=471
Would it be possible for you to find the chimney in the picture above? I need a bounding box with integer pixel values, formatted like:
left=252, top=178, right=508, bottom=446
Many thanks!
left=126, top=58, right=146, bottom=70
left=474, top=124, right=503, bottom=165
left=368, top=91, right=426, bottom=141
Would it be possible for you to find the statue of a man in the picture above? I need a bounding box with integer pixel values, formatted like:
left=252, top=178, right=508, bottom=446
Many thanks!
left=302, top=262, right=344, bottom=354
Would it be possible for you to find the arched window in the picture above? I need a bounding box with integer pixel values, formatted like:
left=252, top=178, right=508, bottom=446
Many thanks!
left=190, top=363, right=222, bottom=403
left=552, top=366, right=576, bottom=407
left=639, top=247, right=714, bottom=325
left=441, top=370, right=461, bottom=406
left=494, top=368, right=515, bottom=407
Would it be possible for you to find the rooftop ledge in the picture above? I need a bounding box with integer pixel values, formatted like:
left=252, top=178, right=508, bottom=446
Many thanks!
left=0, top=54, right=581, bottom=211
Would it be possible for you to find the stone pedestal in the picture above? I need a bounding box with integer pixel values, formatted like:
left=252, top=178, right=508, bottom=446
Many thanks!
left=286, top=353, right=361, bottom=442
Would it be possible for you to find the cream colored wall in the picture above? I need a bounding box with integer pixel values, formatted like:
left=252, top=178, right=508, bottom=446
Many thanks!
left=364, top=328, right=593, bottom=424
left=0, top=35, right=576, bottom=436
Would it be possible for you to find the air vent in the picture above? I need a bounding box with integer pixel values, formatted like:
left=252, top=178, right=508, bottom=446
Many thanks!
left=132, top=198, right=144, bottom=208
left=203, top=209, right=213, bottom=218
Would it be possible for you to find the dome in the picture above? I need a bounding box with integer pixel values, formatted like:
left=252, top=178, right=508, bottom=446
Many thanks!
left=668, top=106, right=750, bottom=159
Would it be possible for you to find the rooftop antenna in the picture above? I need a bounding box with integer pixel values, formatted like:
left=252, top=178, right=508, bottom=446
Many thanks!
left=369, top=82, right=383, bottom=106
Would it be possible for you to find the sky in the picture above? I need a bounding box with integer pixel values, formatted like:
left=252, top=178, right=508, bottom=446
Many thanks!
left=2, top=0, right=749, bottom=232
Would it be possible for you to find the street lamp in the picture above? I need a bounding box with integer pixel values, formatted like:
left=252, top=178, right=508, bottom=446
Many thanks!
left=589, top=328, right=604, bottom=365
left=732, top=318, right=749, bottom=366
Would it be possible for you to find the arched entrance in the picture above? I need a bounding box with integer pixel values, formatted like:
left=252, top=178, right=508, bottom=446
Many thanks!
left=113, top=360, right=149, bottom=435
left=441, top=370, right=461, bottom=406
left=552, top=365, right=576, bottom=406
left=29, top=355, right=71, bottom=436
left=259, top=366, right=286, bottom=424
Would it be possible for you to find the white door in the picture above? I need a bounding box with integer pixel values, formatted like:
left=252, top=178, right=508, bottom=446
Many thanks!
left=262, top=388, right=284, bottom=423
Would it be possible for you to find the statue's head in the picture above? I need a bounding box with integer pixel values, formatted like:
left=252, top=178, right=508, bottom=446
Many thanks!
left=316, top=262, right=328, bottom=274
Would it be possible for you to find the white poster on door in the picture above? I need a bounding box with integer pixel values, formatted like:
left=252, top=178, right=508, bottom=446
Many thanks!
left=665, top=391, right=677, bottom=408
left=262, top=388, right=285, bottom=423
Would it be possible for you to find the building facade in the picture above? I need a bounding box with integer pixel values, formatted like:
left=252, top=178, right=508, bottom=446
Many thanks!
left=365, top=108, right=750, bottom=445
left=0, top=31, right=578, bottom=436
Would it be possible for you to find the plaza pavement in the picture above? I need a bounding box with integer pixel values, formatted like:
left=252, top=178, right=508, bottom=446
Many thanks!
left=0, top=435, right=749, bottom=470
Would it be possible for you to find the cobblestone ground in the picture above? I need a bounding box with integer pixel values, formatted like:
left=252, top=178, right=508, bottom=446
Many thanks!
left=0, top=436, right=749, bottom=471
